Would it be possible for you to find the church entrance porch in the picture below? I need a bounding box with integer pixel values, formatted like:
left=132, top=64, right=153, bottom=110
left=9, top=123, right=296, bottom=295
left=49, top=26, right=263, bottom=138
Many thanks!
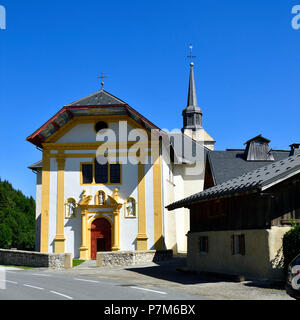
left=91, top=218, right=112, bottom=260
left=78, top=189, right=122, bottom=260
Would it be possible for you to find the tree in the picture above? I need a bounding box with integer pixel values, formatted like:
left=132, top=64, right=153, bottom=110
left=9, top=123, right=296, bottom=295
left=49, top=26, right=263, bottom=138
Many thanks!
left=0, top=224, right=12, bottom=248
left=0, top=179, right=35, bottom=250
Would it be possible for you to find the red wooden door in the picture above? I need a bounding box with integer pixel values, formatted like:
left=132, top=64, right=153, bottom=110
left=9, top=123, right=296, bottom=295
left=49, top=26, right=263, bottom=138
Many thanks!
left=91, top=218, right=112, bottom=260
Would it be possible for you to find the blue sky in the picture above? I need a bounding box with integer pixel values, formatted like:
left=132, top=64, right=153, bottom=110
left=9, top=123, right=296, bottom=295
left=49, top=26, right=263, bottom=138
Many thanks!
left=0, top=0, right=300, bottom=198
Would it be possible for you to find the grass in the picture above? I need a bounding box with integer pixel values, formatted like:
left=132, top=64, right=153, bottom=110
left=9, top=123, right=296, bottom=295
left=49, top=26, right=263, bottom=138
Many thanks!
left=73, top=259, right=85, bottom=267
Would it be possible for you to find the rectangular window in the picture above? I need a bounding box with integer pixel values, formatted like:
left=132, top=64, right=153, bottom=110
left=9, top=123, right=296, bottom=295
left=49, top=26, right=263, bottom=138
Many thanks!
left=110, top=164, right=121, bottom=183
left=231, top=234, right=245, bottom=256
left=82, top=164, right=93, bottom=184
left=95, top=160, right=108, bottom=184
left=81, top=160, right=121, bottom=185
left=198, top=236, right=208, bottom=253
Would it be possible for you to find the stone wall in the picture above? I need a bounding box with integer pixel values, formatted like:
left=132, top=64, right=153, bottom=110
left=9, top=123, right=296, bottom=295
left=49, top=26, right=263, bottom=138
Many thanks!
left=0, top=249, right=72, bottom=269
left=97, top=250, right=173, bottom=267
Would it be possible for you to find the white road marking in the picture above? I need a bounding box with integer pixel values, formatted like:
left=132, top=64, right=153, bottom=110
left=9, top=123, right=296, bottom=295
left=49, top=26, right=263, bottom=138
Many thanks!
left=130, top=286, right=167, bottom=295
left=31, top=274, right=52, bottom=277
left=24, top=284, right=44, bottom=290
left=74, top=278, right=99, bottom=283
left=0, top=280, right=18, bottom=284
left=50, top=290, right=73, bottom=300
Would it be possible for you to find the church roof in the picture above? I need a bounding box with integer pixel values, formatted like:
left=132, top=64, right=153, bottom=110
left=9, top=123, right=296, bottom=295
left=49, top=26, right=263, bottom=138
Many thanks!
left=65, top=89, right=127, bottom=107
left=28, top=160, right=43, bottom=171
left=26, top=89, right=160, bottom=148
left=167, top=152, right=300, bottom=210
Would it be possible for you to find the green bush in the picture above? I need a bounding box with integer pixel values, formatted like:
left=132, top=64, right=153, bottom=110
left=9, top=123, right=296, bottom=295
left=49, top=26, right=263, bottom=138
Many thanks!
left=283, top=224, right=300, bottom=269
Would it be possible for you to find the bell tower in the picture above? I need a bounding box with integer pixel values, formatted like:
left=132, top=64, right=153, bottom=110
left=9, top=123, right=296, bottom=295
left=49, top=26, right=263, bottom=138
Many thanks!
left=182, top=61, right=203, bottom=132
left=181, top=45, right=215, bottom=150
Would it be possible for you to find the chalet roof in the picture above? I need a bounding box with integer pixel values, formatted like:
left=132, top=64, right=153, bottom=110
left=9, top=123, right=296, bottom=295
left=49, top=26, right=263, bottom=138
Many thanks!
left=166, top=153, right=300, bottom=210
left=208, top=149, right=290, bottom=185
left=244, top=134, right=270, bottom=145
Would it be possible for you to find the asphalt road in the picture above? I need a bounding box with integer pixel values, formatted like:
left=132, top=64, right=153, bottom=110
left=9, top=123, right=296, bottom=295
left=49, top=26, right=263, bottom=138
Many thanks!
left=0, top=266, right=206, bottom=300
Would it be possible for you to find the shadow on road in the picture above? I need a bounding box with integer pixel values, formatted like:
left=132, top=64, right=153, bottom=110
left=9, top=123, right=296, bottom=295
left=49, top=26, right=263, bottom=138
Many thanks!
left=125, top=257, right=227, bottom=285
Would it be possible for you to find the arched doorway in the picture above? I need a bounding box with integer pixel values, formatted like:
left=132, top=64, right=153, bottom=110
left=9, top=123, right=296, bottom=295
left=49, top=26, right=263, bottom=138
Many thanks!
left=90, top=218, right=112, bottom=260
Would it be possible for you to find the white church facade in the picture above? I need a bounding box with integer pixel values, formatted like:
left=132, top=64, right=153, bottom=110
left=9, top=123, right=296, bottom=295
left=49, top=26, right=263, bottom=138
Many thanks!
left=27, top=62, right=215, bottom=259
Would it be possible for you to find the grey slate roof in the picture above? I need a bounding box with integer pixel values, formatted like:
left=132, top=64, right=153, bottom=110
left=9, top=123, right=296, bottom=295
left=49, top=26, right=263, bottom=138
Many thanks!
left=66, top=89, right=127, bottom=107
left=208, top=149, right=290, bottom=185
left=28, top=160, right=42, bottom=171
left=167, top=153, right=300, bottom=210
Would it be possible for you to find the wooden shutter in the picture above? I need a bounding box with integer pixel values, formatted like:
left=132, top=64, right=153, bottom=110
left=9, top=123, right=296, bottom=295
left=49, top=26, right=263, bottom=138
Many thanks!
left=204, top=236, right=208, bottom=253
left=231, top=235, right=235, bottom=255
left=239, top=234, right=245, bottom=256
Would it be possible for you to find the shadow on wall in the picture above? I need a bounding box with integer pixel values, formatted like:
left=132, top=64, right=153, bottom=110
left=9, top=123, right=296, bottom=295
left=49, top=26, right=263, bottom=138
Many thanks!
left=131, top=238, right=137, bottom=250
left=35, top=215, right=41, bottom=252
left=155, top=236, right=166, bottom=251
left=65, top=216, right=81, bottom=259
left=269, top=245, right=285, bottom=280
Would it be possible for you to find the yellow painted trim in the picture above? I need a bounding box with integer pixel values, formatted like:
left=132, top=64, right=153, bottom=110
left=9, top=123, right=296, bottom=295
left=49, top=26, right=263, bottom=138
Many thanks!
left=54, top=154, right=66, bottom=253
left=46, top=116, right=125, bottom=143
left=48, top=151, right=151, bottom=160
left=40, top=151, right=50, bottom=253
left=136, top=163, right=148, bottom=250
left=87, top=211, right=113, bottom=215
left=112, top=209, right=120, bottom=251
left=87, top=205, right=116, bottom=209
left=80, top=157, right=122, bottom=185
left=43, top=141, right=150, bottom=151
left=45, top=115, right=151, bottom=144
left=50, top=153, right=95, bottom=158
left=79, top=207, right=89, bottom=259
left=153, top=146, right=164, bottom=250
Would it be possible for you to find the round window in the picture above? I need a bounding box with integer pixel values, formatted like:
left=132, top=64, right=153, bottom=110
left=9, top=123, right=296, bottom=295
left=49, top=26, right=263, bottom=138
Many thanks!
left=95, top=121, right=108, bottom=133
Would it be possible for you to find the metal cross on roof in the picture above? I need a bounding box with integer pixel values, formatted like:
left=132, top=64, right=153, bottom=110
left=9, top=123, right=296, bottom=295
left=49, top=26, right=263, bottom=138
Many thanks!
left=187, top=44, right=196, bottom=63
left=97, top=72, right=107, bottom=89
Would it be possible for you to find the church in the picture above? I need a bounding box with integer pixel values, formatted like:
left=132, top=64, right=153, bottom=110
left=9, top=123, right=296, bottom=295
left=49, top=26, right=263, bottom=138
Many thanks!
left=27, top=60, right=215, bottom=260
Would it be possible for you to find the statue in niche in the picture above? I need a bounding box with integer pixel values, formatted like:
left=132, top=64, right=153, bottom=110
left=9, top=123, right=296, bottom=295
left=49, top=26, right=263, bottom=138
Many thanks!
left=98, top=192, right=105, bottom=205
left=66, top=199, right=76, bottom=218
left=126, top=198, right=136, bottom=217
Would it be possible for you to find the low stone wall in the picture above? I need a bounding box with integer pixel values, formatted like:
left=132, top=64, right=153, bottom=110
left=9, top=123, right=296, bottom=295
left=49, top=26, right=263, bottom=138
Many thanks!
left=0, top=249, right=72, bottom=269
left=97, top=250, right=173, bottom=267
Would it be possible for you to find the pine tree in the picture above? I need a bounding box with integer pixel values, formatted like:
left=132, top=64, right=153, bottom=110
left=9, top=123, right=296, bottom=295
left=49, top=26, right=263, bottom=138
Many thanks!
left=0, top=179, right=35, bottom=250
